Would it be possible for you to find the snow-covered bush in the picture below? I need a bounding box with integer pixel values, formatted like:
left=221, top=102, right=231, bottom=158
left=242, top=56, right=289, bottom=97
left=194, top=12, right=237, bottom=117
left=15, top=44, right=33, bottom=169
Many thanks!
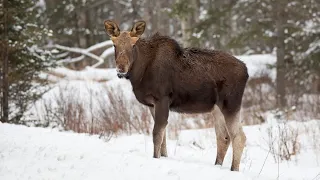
left=262, top=111, right=301, bottom=162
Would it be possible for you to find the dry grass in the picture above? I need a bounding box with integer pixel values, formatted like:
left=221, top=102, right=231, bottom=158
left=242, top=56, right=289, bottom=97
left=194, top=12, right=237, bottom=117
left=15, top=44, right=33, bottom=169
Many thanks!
left=241, top=74, right=276, bottom=125
left=262, top=119, right=300, bottom=162
left=37, top=83, right=153, bottom=138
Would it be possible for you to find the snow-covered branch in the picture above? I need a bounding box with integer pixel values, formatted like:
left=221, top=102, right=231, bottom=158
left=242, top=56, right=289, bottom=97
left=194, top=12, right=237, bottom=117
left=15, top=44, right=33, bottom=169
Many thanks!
left=100, top=47, right=115, bottom=59
left=51, top=40, right=114, bottom=68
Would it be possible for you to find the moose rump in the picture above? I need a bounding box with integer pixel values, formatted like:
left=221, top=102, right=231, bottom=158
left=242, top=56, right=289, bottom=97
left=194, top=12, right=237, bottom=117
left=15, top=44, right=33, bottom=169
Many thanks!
left=104, top=20, right=249, bottom=171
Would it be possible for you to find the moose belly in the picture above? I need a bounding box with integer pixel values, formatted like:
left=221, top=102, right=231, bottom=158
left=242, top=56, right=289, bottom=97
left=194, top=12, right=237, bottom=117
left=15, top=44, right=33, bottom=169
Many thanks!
left=170, top=82, right=218, bottom=113
left=169, top=92, right=217, bottom=113
left=170, top=102, right=214, bottom=113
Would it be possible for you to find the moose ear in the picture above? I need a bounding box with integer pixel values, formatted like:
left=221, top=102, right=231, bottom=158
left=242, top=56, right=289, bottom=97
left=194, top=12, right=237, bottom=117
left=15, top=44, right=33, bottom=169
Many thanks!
left=130, top=20, right=146, bottom=37
left=104, top=20, right=120, bottom=37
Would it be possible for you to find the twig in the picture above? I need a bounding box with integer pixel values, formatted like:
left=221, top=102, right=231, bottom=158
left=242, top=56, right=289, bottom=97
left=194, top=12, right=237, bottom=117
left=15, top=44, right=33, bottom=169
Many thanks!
left=277, top=124, right=280, bottom=180
left=259, top=147, right=271, bottom=176
left=174, top=128, right=181, bottom=156
left=312, top=172, right=320, bottom=180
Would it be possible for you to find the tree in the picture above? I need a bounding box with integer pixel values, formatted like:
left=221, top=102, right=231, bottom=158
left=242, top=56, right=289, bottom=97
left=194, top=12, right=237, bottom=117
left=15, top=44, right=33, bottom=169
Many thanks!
left=0, top=0, right=54, bottom=123
left=1, top=0, right=9, bottom=123
left=230, top=0, right=320, bottom=108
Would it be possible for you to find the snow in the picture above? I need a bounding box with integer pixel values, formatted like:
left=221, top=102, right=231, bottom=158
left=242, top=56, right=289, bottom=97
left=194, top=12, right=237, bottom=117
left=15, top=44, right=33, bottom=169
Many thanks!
left=305, top=39, right=320, bottom=57
left=1, top=118, right=320, bottom=180
left=87, top=40, right=113, bottom=52
left=44, top=67, right=118, bottom=82
left=100, top=46, right=115, bottom=59
left=35, top=0, right=46, bottom=9
left=236, top=54, right=276, bottom=80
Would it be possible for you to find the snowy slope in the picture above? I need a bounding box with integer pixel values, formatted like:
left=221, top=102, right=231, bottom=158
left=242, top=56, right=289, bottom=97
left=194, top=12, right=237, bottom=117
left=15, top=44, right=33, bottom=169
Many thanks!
left=236, top=54, right=276, bottom=80
left=1, top=121, right=320, bottom=180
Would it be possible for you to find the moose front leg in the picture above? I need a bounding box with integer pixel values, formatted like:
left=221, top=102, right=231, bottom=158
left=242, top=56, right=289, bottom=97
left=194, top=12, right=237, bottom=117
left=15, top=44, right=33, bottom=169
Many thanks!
left=160, top=130, right=168, bottom=157
left=152, top=97, right=169, bottom=158
left=149, top=106, right=168, bottom=157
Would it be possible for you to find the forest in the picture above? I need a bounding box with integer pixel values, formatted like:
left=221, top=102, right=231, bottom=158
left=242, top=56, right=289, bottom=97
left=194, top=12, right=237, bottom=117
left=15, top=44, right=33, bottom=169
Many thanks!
left=2, top=0, right=319, bottom=123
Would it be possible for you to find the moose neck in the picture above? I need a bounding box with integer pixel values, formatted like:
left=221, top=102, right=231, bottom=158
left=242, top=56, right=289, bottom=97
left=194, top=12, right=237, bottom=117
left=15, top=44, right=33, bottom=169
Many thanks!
left=128, top=38, right=152, bottom=87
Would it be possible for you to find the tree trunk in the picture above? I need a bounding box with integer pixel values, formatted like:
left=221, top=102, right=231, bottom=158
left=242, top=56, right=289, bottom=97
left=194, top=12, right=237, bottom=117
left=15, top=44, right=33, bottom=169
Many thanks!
left=113, top=0, right=121, bottom=24
left=181, top=16, right=191, bottom=47
left=275, top=2, right=286, bottom=109
left=86, top=9, right=93, bottom=46
left=1, top=0, right=9, bottom=123
left=77, top=3, right=87, bottom=48
left=142, top=0, right=152, bottom=35
left=180, top=0, right=199, bottom=47
left=131, top=0, right=140, bottom=21
left=151, top=0, right=159, bottom=34
left=191, top=0, right=200, bottom=23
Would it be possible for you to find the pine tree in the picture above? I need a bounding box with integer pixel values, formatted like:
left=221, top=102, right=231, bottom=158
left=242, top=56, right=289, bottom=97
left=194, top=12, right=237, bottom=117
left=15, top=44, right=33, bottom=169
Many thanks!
left=230, top=0, right=320, bottom=108
left=44, top=0, right=123, bottom=48
left=0, top=0, right=54, bottom=123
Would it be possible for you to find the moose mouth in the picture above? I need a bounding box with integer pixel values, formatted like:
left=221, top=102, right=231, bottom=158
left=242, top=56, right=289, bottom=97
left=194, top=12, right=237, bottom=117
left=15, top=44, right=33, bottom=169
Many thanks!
left=117, top=73, right=130, bottom=79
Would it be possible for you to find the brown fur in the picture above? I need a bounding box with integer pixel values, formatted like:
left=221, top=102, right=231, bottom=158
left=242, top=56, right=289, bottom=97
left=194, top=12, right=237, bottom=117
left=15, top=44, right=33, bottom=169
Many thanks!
left=104, top=20, right=249, bottom=171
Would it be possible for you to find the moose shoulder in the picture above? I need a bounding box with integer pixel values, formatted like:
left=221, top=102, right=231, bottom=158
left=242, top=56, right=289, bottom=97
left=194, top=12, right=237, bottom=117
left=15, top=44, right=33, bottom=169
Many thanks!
left=104, top=20, right=249, bottom=171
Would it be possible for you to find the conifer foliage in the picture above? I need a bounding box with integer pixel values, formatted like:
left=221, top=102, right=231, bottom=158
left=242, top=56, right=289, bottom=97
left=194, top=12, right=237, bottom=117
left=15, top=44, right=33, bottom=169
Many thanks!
left=0, top=0, right=53, bottom=123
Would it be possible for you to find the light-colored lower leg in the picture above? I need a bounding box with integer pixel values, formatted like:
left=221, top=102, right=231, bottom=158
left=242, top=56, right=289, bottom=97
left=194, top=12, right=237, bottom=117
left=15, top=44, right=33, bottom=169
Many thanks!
left=150, top=106, right=168, bottom=157
left=160, top=130, right=168, bottom=157
left=212, top=105, right=231, bottom=165
left=153, top=123, right=167, bottom=158
left=230, top=130, right=246, bottom=171
left=225, top=111, right=246, bottom=171
left=215, top=126, right=231, bottom=165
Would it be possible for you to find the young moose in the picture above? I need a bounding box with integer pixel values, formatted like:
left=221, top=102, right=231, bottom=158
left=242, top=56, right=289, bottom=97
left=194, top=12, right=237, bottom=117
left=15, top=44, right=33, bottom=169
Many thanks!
left=104, top=20, right=249, bottom=171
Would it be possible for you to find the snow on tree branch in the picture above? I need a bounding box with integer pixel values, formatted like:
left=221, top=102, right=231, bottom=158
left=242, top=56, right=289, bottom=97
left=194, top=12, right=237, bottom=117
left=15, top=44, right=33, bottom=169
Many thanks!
left=100, top=47, right=115, bottom=59
left=51, top=40, right=114, bottom=68
left=54, top=44, right=104, bottom=68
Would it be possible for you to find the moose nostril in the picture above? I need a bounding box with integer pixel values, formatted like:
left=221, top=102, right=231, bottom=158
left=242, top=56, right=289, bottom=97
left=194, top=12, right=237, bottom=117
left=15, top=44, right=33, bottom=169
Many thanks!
left=117, top=66, right=125, bottom=73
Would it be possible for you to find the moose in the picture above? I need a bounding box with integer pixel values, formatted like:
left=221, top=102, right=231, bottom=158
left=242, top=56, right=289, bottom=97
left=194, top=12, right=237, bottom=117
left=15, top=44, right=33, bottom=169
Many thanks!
left=104, top=20, right=249, bottom=171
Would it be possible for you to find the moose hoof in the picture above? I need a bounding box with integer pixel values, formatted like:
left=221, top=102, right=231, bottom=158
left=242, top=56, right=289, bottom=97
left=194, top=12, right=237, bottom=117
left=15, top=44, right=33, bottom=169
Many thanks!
left=214, top=160, right=223, bottom=166
left=161, top=153, right=168, bottom=157
left=230, top=167, right=239, bottom=171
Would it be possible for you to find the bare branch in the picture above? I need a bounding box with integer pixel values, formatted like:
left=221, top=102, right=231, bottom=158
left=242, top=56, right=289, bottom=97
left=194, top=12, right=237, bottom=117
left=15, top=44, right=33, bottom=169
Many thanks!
left=54, top=44, right=105, bottom=68
left=52, top=40, right=113, bottom=67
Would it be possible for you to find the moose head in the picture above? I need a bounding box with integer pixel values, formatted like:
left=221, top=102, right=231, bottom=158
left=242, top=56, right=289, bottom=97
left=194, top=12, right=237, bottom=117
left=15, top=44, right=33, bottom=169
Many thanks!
left=104, top=20, right=146, bottom=78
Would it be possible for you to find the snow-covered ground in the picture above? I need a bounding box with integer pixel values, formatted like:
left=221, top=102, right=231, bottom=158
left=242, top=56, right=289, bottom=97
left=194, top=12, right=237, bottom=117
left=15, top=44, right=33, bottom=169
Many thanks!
left=1, top=118, right=320, bottom=180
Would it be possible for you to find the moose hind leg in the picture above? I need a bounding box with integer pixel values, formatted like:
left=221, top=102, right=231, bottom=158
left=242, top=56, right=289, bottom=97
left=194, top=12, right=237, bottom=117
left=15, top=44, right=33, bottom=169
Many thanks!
left=215, top=125, right=230, bottom=165
left=212, top=105, right=231, bottom=165
left=224, top=110, right=246, bottom=171
left=153, top=121, right=168, bottom=158
left=160, top=130, right=168, bottom=157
